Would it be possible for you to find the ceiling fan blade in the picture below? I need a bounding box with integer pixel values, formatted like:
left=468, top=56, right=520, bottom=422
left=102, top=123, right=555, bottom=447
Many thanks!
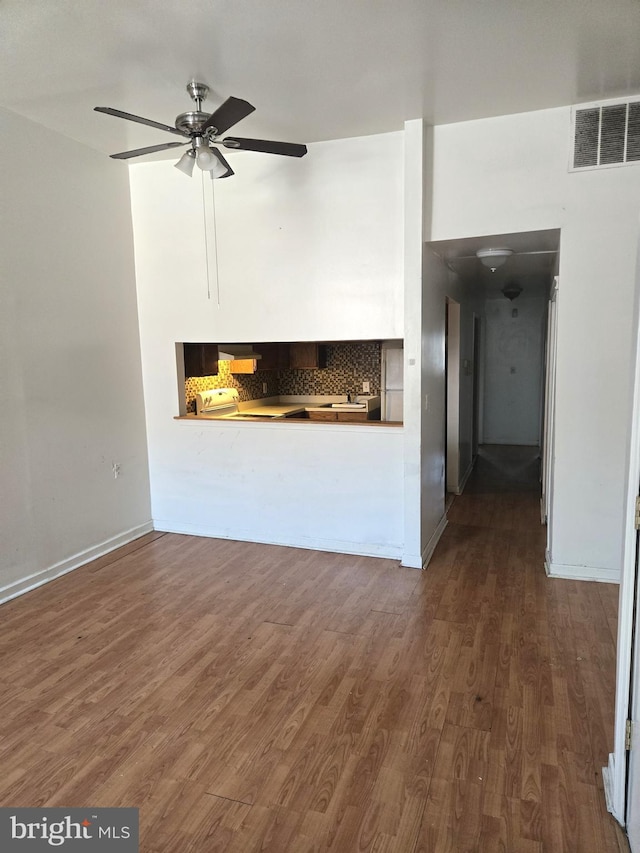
left=201, top=97, right=255, bottom=135
left=94, top=107, right=187, bottom=137
left=222, top=137, right=307, bottom=157
left=110, top=141, right=189, bottom=160
left=210, top=147, right=234, bottom=177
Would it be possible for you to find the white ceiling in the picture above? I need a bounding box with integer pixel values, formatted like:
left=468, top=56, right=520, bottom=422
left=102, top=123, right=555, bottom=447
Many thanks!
left=3, top=0, right=640, bottom=158
left=430, top=229, right=560, bottom=298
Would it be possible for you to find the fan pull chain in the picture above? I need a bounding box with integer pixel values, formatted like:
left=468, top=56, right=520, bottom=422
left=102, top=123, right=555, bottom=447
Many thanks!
left=200, top=172, right=211, bottom=301
left=201, top=171, right=221, bottom=305
left=211, top=177, right=221, bottom=306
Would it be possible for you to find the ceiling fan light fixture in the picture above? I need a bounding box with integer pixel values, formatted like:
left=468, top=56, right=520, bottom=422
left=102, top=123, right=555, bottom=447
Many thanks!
left=174, top=149, right=196, bottom=176
left=196, top=144, right=219, bottom=171
left=210, top=156, right=229, bottom=179
left=502, top=281, right=523, bottom=301
left=476, top=247, right=513, bottom=272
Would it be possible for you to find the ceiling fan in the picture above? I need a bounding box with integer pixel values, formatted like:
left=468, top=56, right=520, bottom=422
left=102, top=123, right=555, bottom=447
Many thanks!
left=94, top=81, right=308, bottom=178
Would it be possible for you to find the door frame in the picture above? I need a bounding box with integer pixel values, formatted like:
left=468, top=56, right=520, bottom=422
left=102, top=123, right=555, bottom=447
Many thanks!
left=472, top=314, right=482, bottom=457
left=606, top=234, right=640, bottom=830
left=541, top=277, right=559, bottom=526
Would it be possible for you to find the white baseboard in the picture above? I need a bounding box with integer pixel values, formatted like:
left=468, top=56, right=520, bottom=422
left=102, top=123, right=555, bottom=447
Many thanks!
left=603, top=753, right=626, bottom=826
left=418, top=513, right=448, bottom=570
left=602, top=756, right=615, bottom=816
left=454, top=460, right=475, bottom=496
left=0, top=522, right=154, bottom=606
left=544, top=549, right=620, bottom=584
left=153, top=519, right=403, bottom=562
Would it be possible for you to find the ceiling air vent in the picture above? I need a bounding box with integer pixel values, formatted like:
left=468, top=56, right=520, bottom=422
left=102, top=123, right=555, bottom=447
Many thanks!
left=572, top=99, right=640, bottom=170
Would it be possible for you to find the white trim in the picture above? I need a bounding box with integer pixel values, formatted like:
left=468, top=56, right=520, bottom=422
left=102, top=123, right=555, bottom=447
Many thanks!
left=541, top=278, right=559, bottom=528
left=454, top=459, right=475, bottom=496
left=544, top=551, right=620, bottom=584
left=154, top=520, right=403, bottom=562
left=603, top=757, right=615, bottom=814
left=0, top=522, right=154, bottom=606
left=419, top=513, right=448, bottom=570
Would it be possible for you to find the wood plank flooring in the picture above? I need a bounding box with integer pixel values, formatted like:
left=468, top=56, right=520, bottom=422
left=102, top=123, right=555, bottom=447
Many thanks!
left=0, top=446, right=629, bottom=851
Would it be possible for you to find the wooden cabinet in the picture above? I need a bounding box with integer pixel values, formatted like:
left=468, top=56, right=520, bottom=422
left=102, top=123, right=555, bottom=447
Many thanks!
left=308, top=410, right=338, bottom=421
left=230, top=343, right=291, bottom=374
left=255, top=343, right=290, bottom=371
left=229, top=358, right=257, bottom=374
left=183, top=343, right=219, bottom=377
left=337, top=411, right=369, bottom=422
left=307, top=409, right=376, bottom=423
left=225, top=342, right=326, bottom=372
left=289, top=343, right=327, bottom=370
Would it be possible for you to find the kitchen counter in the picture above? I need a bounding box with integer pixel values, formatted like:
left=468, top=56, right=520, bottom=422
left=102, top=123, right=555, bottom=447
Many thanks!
left=230, top=404, right=307, bottom=418
left=304, top=395, right=380, bottom=414
left=178, top=413, right=401, bottom=426
left=179, top=394, right=397, bottom=424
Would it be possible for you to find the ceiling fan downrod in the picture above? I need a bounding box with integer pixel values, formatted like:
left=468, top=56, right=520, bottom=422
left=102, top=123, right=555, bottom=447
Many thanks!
left=186, top=80, right=209, bottom=112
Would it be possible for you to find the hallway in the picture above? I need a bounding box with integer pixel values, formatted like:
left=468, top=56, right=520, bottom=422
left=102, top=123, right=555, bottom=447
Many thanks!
left=441, top=444, right=626, bottom=851
left=0, top=446, right=628, bottom=851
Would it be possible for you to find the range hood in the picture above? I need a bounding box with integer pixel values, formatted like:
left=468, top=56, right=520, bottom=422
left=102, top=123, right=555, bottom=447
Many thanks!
left=218, top=345, right=263, bottom=361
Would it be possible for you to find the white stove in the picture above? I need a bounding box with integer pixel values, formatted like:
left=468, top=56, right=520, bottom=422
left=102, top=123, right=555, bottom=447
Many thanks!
left=195, top=388, right=240, bottom=417
left=194, top=388, right=302, bottom=419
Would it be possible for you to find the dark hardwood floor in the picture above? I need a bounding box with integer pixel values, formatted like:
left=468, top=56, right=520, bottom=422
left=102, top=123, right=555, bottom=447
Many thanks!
left=0, top=445, right=629, bottom=851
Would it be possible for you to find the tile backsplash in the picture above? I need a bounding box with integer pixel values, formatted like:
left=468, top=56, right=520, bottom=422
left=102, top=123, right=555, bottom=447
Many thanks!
left=184, top=341, right=382, bottom=413
left=278, top=342, right=381, bottom=396
left=185, top=361, right=279, bottom=413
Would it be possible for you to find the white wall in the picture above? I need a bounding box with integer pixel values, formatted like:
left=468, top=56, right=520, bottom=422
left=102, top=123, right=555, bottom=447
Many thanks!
left=421, top=245, right=451, bottom=548
left=482, top=295, right=546, bottom=445
left=402, top=120, right=428, bottom=568
left=131, top=132, right=404, bottom=346
left=446, top=299, right=461, bottom=491
left=458, top=304, right=477, bottom=479
left=444, top=297, right=477, bottom=493
left=430, top=106, right=640, bottom=580
left=0, top=108, right=151, bottom=602
left=130, top=132, right=405, bottom=560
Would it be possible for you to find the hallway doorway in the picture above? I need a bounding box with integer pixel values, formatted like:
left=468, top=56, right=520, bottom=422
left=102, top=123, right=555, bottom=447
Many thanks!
left=425, top=442, right=625, bottom=850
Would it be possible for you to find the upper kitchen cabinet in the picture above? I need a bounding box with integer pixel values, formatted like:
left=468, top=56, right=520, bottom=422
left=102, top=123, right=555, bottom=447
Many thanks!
left=289, top=343, right=328, bottom=370
left=183, top=343, right=219, bottom=378
left=255, top=343, right=291, bottom=371
left=230, top=343, right=291, bottom=374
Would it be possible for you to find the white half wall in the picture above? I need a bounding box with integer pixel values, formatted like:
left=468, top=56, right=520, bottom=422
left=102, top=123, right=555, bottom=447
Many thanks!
left=0, top=108, right=152, bottom=600
left=130, top=132, right=405, bottom=561
left=430, top=105, right=640, bottom=580
left=151, top=420, right=404, bottom=558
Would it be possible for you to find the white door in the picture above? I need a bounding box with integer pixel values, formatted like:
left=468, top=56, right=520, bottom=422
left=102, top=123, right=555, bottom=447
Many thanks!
left=541, top=278, right=558, bottom=525
left=607, top=237, right=640, bottom=833
left=628, top=537, right=640, bottom=849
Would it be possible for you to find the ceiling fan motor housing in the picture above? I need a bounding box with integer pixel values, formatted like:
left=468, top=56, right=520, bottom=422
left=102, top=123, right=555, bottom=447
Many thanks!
left=175, top=111, right=210, bottom=135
